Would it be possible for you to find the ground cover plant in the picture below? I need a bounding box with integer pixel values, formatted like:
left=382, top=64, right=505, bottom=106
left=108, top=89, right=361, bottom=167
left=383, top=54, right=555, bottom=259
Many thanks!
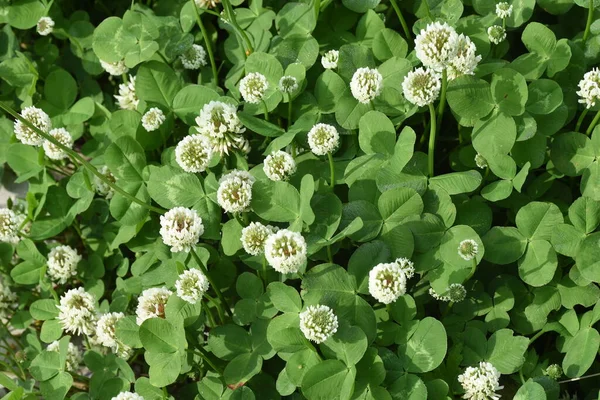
left=1, top=0, right=600, bottom=398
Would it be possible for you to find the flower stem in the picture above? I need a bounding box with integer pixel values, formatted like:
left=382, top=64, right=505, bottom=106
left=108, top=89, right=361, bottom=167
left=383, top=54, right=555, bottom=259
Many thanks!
left=576, top=107, right=590, bottom=132
left=327, top=245, right=333, bottom=263
left=436, top=68, right=448, bottom=128
left=558, top=371, right=600, bottom=384
left=262, top=256, right=268, bottom=286
left=0, top=102, right=166, bottom=214
left=584, top=0, right=594, bottom=43
left=287, top=95, right=293, bottom=129
left=428, top=103, right=437, bottom=177
left=389, top=0, right=412, bottom=41
left=190, top=247, right=233, bottom=317
left=194, top=347, right=223, bottom=374
left=586, top=109, right=600, bottom=135
left=192, top=0, right=219, bottom=86
left=262, top=100, right=269, bottom=122
left=222, top=0, right=254, bottom=55
left=204, top=293, right=225, bottom=323
left=528, top=328, right=545, bottom=345
left=327, top=152, right=335, bottom=187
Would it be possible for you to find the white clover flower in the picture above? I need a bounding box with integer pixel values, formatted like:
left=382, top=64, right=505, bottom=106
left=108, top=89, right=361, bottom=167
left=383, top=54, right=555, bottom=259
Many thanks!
left=475, top=154, right=488, bottom=169
left=402, top=67, right=442, bottom=107
left=264, top=150, right=296, bottom=181
left=577, top=68, right=600, bottom=109
left=195, top=101, right=248, bottom=156
left=180, top=44, right=207, bottom=70
left=46, top=245, right=81, bottom=284
left=47, top=341, right=82, bottom=372
left=487, top=25, right=506, bottom=45
left=159, top=207, right=204, bottom=253
left=175, top=135, right=214, bottom=173
left=415, top=22, right=459, bottom=71
left=240, top=222, right=277, bottom=256
left=0, top=209, right=19, bottom=244
left=350, top=67, right=383, bottom=104
left=447, top=34, right=481, bottom=81
left=321, top=50, right=339, bottom=69
left=429, top=287, right=449, bottom=301
left=308, top=123, right=339, bottom=156
left=14, top=106, right=51, bottom=146
left=93, top=166, right=116, bottom=199
left=100, top=59, right=129, bottom=76
left=394, top=257, right=415, bottom=279
left=279, top=76, right=298, bottom=94
left=195, top=0, right=220, bottom=8
left=239, top=72, right=269, bottom=104
left=96, top=312, right=132, bottom=358
left=446, top=283, right=467, bottom=302
left=264, top=229, right=307, bottom=274
left=0, top=279, right=17, bottom=322
left=43, top=128, right=73, bottom=160
left=458, top=362, right=503, bottom=400
left=368, top=262, right=407, bottom=304
left=299, top=305, right=338, bottom=344
left=37, top=16, right=54, bottom=36
left=141, top=108, right=166, bottom=132
left=495, top=2, right=513, bottom=19
left=135, top=287, right=172, bottom=325
left=175, top=269, right=209, bottom=304
left=458, top=239, right=479, bottom=261
left=57, top=287, right=97, bottom=336
left=217, top=170, right=255, bottom=213
left=115, top=75, right=139, bottom=111
left=111, top=392, right=145, bottom=400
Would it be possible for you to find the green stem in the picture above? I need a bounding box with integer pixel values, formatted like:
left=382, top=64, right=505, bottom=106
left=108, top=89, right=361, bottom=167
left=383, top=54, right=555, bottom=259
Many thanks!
left=327, top=245, right=333, bottom=263
left=586, top=109, right=600, bottom=135
left=502, top=18, right=506, bottom=30
left=576, top=108, right=590, bottom=132
left=192, top=1, right=219, bottom=86
left=528, top=328, right=545, bottom=345
left=519, top=369, right=525, bottom=385
left=558, top=371, right=600, bottom=384
left=205, top=293, right=225, bottom=323
left=190, top=248, right=233, bottom=317
left=327, top=152, right=335, bottom=187
left=262, top=100, right=269, bottom=122
left=203, top=299, right=216, bottom=326
left=287, top=95, right=293, bottom=129
left=262, top=256, right=268, bottom=286
left=428, top=103, right=437, bottom=177
left=0, top=102, right=166, bottom=215
left=441, top=301, right=454, bottom=318
left=436, top=68, right=447, bottom=128
left=195, top=347, right=223, bottom=374
left=222, top=0, right=254, bottom=55
left=389, top=0, right=412, bottom=41
left=314, top=0, right=321, bottom=21
left=584, top=0, right=594, bottom=43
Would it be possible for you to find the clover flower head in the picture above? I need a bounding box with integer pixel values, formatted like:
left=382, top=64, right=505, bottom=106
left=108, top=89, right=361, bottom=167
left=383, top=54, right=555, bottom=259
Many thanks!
left=264, top=150, right=296, bottom=181
left=458, top=362, right=503, bottom=400
left=321, top=50, right=339, bottom=69
left=308, top=123, right=339, bottom=155
left=47, top=245, right=81, bottom=284
left=43, top=128, right=73, bottom=160
left=577, top=68, right=600, bottom=109
left=217, top=170, right=255, bottom=213
left=475, top=154, right=488, bottom=169
left=93, top=166, right=116, bottom=199
left=111, top=392, right=145, bottom=400
left=195, top=0, right=220, bottom=8
left=448, top=34, right=481, bottom=80
left=136, top=287, right=172, bottom=325
left=47, top=341, right=82, bottom=372
left=97, top=312, right=131, bottom=358
left=57, top=287, right=97, bottom=336
left=299, top=304, right=338, bottom=343
left=429, top=287, right=447, bottom=301
left=100, top=59, right=129, bottom=76
left=279, top=76, right=299, bottom=94
left=115, top=75, right=139, bottom=111
left=37, top=16, right=55, bottom=36
left=458, top=239, right=479, bottom=261
left=0, top=209, right=20, bottom=244
left=14, top=106, right=51, bottom=146
left=180, top=44, right=207, bottom=70
left=176, top=269, right=209, bottom=304
left=0, top=279, right=17, bottom=321
left=195, top=101, right=248, bottom=156
left=159, top=207, right=204, bottom=253
left=402, top=67, right=442, bottom=107
left=543, top=364, right=563, bottom=380
left=239, top=72, right=269, bottom=104
left=446, top=283, right=467, bottom=302
left=350, top=67, right=383, bottom=104
left=487, top=25, right=506, bottom=45
left=241, top=222, right=277, bottom=256
left=264, top=229, right=306, bottom=274
left=495, top=2, right=513, bottom=19
left=141, top=108, right=166, bottom=132
left=394, top=257, right=415, bottom=279
left=415, top=22, right=459, bottom=71
left=369, top=262, right=407, bottom=304
left=175, top=135, right=213, bottom=173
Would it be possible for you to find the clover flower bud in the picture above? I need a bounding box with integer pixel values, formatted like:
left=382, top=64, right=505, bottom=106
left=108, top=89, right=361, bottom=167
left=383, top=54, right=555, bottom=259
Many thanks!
left=495, top=2, right=513, bottom=19
left=321, top=50, right=339, bottom=69
left=180, top=44, right=207, bottom=70
left=308, top=123, right=339, bottom=156
left=402, top=67, right=442, bottom=107
left=475, top=154, right=488, bottom=169
left=369, top=262, right=407, bottom=304
left=175, top=269, right=209, bottom=304
left=239, top=72, right=269, bottom=104
left=217, top=170, right=255, bottom=213
left=175, top=135, right=213, bottom=173
left=415, top=22, right=459, bottom=71
left=487, top=25, right=507, bottom=44
left=195, top=101, right=248, bottom=156
left=43, top=128, right=73, bottom=160
left=299, top=304, right=338, bottom=343
left=57, top=288, right=97, bottom=336
left=458, top=239, right=479, bottom=261
left=264, top=150, right=296, bottom=181
left=0, top=209, right=20, bottom=244
left=241, top=222, right=277, bottom=256
left=47, top=245, right=81, bottom=284
left=350, top=67, right=383, bottom=104
left=141, top=108, right=166, bottom=132
left=159, top=207, right=204, bottom=253
left=448, top=34, right=481, bottom=80
left=458, top=362, right=503, bottom=400
left=14, top=106, right=51, bottom=146
left=543, top=364, right=563, bottom=380
left=264, top=229, right=307, bottom=274
left=577, top=68, right=600, bottom=109
left=135, top=287, right=172, bottom=325
left=37, top=16, right=55, bottom=36
left=279, top=76, right=299, bottom=94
